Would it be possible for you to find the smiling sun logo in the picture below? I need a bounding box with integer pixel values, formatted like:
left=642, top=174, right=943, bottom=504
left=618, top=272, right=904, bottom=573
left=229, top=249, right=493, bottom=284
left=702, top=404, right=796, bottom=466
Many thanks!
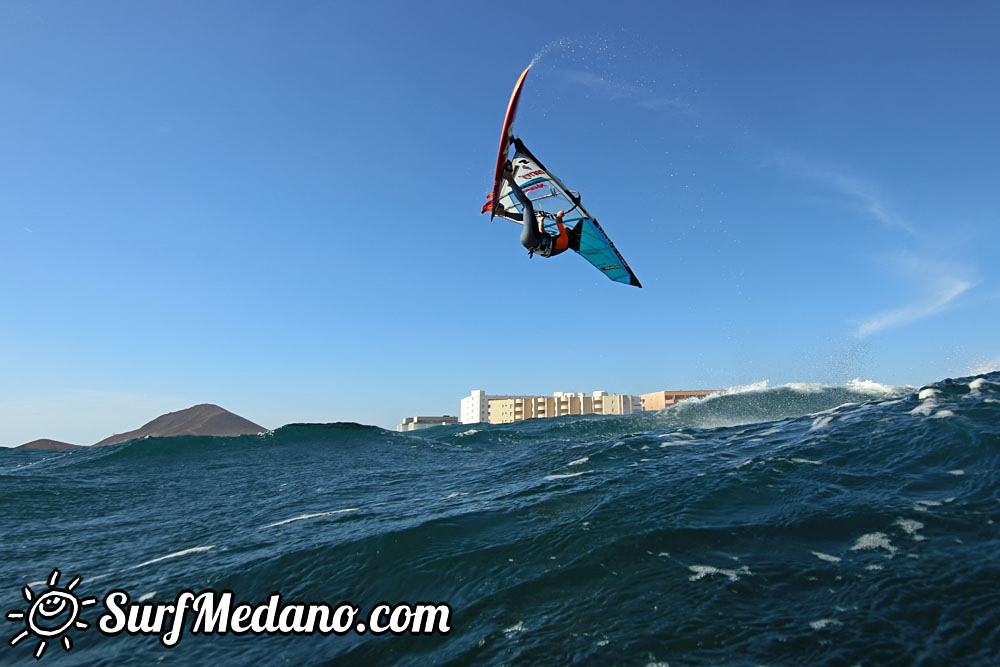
left=6, top=569, right=97, bottom=659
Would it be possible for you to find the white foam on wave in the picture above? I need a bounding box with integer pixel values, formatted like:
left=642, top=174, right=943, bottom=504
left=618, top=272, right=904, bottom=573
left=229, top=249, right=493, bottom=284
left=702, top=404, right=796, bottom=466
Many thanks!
left=812, top=551, right=841, bottom=563
left=809, top=618, right=843, bottom=630
left=138, top=591, right=157, bottom=602
left=659, top=440, right=691, bottom=448
left=786, top=382, right=826, bottom=393
left=791, top=458, right=823, bottom=465
left=659, top=432, right=695, bottom=444
left=894, top=518, right=926, bottom=541
left=719, top=380, right=771, bottom=395
left=910, top=388, right=942, bottom=417
left=847, top=379, right=907, bottom=396
left=688, top=564, right=752, bottom=582
left=133, top=546, right=214, bottom=569
left=810, top=416, right=833, bottom=431
left=815, top=402, right=853, bottom=416
left=456, top=429, right=479, bottom=437
left=266, top=508, right=358, bottom=528
left=504, top=621, right=526, bottom=637
left=568, top=456, right=589, bottom=466
left=545, top=471, right=591, bottom=480
left=966, top=376, right=997, bottom=400
left=708, top=378, right=907, bottom=404
left=850, top=532, right=897, bottom=554
left=948, top=469, right=965, bottom=476
left=931, top=410, right=955, bottom=419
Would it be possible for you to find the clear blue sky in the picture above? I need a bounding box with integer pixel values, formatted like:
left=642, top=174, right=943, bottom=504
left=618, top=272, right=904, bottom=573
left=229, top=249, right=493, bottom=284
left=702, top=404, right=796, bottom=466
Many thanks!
left=2, top=1, right=998, bottom=444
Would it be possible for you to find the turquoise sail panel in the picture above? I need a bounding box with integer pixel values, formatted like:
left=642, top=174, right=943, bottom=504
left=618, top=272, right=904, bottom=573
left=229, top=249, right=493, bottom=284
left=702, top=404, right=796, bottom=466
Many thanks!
left=574, top=218, right=637, bottom=286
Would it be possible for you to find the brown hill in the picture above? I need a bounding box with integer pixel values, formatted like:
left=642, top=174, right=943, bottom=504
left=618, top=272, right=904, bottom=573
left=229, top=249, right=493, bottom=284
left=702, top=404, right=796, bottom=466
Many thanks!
left=15, top=439, right=84, bottom=450
left=93, top=404, right=266, bottom=447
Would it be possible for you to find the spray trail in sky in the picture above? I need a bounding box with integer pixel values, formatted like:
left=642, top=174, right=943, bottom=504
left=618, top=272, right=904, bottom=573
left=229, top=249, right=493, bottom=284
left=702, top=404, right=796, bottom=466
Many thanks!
left=528, top=38, right=574, bottom=69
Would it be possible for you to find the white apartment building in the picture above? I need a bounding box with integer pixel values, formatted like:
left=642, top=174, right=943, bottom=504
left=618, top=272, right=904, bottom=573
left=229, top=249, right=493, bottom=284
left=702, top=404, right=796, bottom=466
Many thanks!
left=460, top=390, right=525, bottom=424
left=460, top=390, right=489, bottom=424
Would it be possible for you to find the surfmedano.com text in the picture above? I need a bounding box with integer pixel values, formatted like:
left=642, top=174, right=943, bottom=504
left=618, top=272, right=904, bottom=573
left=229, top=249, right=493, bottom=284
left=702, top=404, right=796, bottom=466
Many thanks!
left=98, top=590, right=452, bottom=647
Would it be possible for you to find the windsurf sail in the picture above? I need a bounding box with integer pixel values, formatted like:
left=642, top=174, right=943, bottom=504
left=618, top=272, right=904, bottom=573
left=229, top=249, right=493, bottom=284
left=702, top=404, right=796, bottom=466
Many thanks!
left=482, top=138, right=642, bottom=288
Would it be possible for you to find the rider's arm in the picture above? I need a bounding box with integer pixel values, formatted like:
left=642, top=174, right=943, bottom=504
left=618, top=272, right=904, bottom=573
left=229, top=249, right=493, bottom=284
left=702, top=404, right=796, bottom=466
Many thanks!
left=555, top=210, right=566, bottom=234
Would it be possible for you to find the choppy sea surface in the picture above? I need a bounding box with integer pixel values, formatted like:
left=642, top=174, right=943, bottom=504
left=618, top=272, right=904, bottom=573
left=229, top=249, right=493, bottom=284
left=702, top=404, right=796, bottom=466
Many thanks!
left=2, top=372, right=999, bottom=665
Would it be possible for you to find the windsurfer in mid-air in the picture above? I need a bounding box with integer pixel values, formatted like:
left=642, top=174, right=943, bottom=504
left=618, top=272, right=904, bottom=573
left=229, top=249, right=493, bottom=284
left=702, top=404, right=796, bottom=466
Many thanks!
left=499, top=164, right=573, bottom=258
left=481, top=66, right=641, bottom=286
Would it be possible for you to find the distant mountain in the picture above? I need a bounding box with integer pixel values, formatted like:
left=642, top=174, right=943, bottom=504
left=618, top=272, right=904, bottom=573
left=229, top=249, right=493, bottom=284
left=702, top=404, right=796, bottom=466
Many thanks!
left=93, top=404, right=266, bottom=447
left=15, top=439, right=84, bottom=450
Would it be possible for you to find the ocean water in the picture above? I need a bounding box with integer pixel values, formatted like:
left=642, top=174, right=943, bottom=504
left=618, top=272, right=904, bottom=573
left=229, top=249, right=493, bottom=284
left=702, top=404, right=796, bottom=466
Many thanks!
left=2, top=372, right=999, bottom=665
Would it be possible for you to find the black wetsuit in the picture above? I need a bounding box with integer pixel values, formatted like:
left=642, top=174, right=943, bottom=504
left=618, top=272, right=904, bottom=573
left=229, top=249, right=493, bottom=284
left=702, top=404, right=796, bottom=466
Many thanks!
left=505, top=175, right=570, bottom=258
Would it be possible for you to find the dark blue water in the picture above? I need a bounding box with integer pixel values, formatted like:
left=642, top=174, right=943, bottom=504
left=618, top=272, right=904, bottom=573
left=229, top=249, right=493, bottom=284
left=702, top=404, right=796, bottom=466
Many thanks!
left=2, top=373, right=998, bottom=665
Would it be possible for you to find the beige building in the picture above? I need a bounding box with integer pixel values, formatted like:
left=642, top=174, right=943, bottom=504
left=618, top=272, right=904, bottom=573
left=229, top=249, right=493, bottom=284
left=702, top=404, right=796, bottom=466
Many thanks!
left=481, top=391, right=637, bottom=425
left=639, top=389, right=717, bottom=412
